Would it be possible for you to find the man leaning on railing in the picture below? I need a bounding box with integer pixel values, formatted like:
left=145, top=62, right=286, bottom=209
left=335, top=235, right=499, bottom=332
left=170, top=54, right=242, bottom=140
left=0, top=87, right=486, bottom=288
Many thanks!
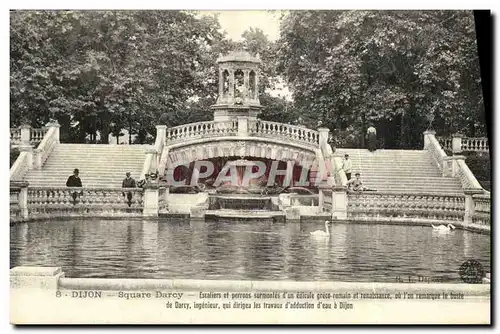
left=122, top=172, right=137, bottom=207
left=66, top=168, right=83, bottom=205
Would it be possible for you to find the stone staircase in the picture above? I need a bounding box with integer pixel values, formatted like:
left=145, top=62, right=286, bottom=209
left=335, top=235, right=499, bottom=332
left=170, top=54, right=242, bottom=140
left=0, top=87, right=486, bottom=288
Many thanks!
left=334, top=149, right=464, bottom=195
left=24, top=144, right=150, bottom=188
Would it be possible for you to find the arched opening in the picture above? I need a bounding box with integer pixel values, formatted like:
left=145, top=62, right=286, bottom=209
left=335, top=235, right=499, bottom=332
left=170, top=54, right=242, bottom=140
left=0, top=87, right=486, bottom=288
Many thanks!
left=234, top=69, right=244, bottom=99
left=249, top=71, right=256, bottom=98
left=222, top=70, right=229, bottom=96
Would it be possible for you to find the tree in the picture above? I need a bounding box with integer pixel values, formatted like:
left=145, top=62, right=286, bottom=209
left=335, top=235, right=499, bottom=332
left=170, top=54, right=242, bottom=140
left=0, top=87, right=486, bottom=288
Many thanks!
left=277, top=10, right=485, bottom=148
left=10, top=10, right=232, bottom=142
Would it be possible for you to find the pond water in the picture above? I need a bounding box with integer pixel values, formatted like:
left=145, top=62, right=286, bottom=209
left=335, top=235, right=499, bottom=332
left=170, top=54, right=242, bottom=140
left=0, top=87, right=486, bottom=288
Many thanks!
left=10, top=219, right=490, bottom=283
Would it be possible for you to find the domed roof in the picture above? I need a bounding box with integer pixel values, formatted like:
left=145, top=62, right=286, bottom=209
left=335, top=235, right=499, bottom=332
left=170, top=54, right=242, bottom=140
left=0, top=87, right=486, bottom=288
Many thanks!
left=216, top=51, right=261, bottom=64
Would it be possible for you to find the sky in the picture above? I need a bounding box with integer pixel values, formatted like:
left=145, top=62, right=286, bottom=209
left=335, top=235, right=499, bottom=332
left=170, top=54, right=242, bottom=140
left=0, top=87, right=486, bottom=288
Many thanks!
left=201, top=10, right=283, bottom=41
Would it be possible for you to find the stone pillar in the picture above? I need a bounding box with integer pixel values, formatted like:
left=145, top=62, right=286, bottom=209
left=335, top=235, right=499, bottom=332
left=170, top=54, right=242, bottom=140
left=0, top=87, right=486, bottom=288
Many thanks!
left=18, top=183, right=29, bottom=219
left=19, top=145, right=33, bottom=169
left=243, top=69, right=249, bottom=100
left=452, top=133, right=463, bottom=154
left=10, top=266, right=64, bottom=290
left=442, top=156, right=452, bottom=177
left=48, top=122, right=61, bottom=143
left=449, top=155, right=466, bottom=177
left=143, top=184, right=159, bottom=217
left=254, top=71, right=259, bottom=100
left=145, top=148, right=158, bottom=174
left=218, top=68, right=223, bottom=97
left=33, top=148, right=42, bottom=169
left=318, top=127, right=330, bottom=147
left=464, top=193, right=474, bottom=225
left=20, top=124, right=31, bottom=145
left=331, top=186, right=348, bottom=220
left=156, top=125, right=167, bottom=141
left=423, top=130, right=436, bottom=149
left=237, top=117, right=248, bottom=137
left=229, top=70, right=235, bottom=98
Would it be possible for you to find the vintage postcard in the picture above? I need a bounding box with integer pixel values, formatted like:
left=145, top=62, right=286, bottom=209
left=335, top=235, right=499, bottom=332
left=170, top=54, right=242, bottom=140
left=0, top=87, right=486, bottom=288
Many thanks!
left=9, top=9, right=491, bottom=325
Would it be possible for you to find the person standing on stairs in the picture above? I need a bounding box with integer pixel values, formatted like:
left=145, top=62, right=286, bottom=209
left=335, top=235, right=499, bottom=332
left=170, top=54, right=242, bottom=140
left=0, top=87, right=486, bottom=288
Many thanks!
left=366, top=125, right=377, bottom=152
left=122, top=172, right=137, bottom=207
left=342, top=154, right=352, bottom=180
left=66, top=168, right=83, bottom=205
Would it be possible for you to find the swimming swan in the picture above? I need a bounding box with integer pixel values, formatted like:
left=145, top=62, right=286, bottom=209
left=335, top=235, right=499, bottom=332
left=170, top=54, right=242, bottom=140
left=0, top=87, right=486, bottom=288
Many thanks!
left=311, top=221, right=331, bottom=236
left=431, top=223, right=456, bottom=231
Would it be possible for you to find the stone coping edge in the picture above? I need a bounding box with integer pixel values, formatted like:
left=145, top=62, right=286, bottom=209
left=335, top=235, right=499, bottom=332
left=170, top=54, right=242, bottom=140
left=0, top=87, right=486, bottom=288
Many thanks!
left=55, top=277, right=490, bottom=296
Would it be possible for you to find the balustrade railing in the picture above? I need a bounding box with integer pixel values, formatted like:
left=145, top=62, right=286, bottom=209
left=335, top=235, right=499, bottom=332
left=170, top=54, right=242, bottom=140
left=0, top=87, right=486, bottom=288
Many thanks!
left=462, top=137, right=489, bottom=152
left=471, top=193, right=490, bottom=226
left=456, top=159, right=483, bottom=191
left=347, top=192, right=465, bottom=222
left=10, top=126, right=47, bottom=147
left=438, top=136, right=489, bottom=152
left=250, top=120, right=319, bottom=146
left=27, top=187, right=144, bottom=218
left=30, top=127, right=46, bottom=145
left=10, top=128, right=21, bottom=145
left=166, top=120, right=238, bottom=144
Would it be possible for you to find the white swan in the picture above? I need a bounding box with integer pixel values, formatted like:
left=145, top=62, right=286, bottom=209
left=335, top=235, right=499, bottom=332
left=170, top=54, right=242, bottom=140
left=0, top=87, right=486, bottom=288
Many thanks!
left=431, top=223, right=456, bottom=231
left=311, top=221, right=331, bottom=236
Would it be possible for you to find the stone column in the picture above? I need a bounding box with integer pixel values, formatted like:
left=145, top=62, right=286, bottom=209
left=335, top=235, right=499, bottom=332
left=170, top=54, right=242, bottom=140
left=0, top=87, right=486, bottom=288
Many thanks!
left=18, top=182, right=29, bottom=220
left=464, top=192, right=475, bottom=225
left=449, top=155, right=466, bottom=177
left=218, top=68, right=223, bottom=97
left=423, top=130, right=436, bottom=149
left=452, top=133, right=463, bottom=154
left=318, top=127, right=330, bottom=147
left=143, top=183, right=159, bottom=217
left=243, top=69, right=249, bottom=100
left=237, top=117, right=248, bottom=137
left=146, top=148, right=158, bottom=175
left=20, top=124, right=31, bottom=145
left=229, top=69, right=235, bottom=99
left=442, top=156, right=452, bottom=177
left=33, top=148, right=42, bottom=169
left=331, top=186, right=348, bottom=220
left=155, top=125, right=167, bottom=166
left=254, top=71, right=259, bottom=100
left=47, top=122, right=61, bottom=143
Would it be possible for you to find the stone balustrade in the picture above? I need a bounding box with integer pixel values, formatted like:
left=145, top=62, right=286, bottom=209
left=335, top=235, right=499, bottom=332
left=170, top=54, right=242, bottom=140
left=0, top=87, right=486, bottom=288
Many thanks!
left=347, top=192, right=466, bottom=223
left=456, top=159, right=483, bottom=190
left=26, top=187, right=144, bottom=219
left=166, top=120, right=238, bottom=144
left=249, top=120, right=319, bottom=147
left=10, top=126, right=48, bottom=147
left=438, top=135, right=489, bottom=153
left=471, top=193, right=490, bottom=226
left=10, top=127, right=21, bottom=144
left=462, top=137, right=489, bottom=152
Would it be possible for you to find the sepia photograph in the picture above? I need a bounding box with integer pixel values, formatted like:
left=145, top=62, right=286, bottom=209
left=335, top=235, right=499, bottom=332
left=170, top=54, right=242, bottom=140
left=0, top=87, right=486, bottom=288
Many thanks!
left=8, top=7, right=491, bottom=325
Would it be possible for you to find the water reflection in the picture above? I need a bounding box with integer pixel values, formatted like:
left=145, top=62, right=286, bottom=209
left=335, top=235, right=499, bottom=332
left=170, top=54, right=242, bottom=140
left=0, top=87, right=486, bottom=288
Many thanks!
left=10, top=219, right=490, bottom=282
